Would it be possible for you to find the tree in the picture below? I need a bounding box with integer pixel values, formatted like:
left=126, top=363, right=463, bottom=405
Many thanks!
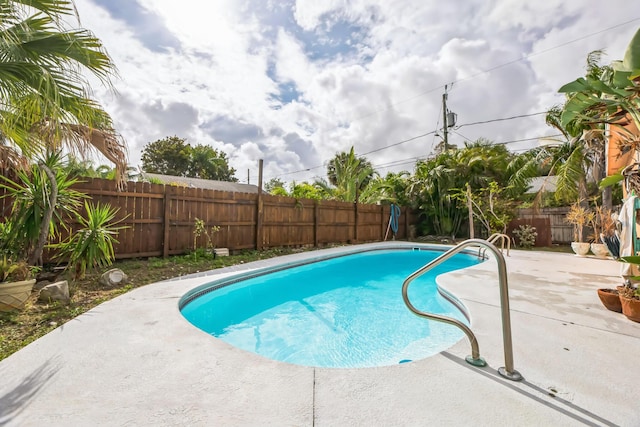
left=0, top=152, right=86, bottom=265
left=326, top=147, right=374, bottom=192
left=557, top=28, right=640, bottom=203
left=265, top=178, right=286, bottom=194
left=141, top=136, right=191, bottom=176
left=0, top=0, right=127, bottom=183
left=508, top=49, right=622, bottom=207
left=559, top=29, right=640, bottom=137
left=321, top=147, right=376, bottom=202
left=408, top=139, right=524, bottom=237
left=188, top=144, right=237, bottom=181
left=289, top=182, right=325, bottom=200
left=352, top=171, right=412, bottom=205
left=141, top=136, right=237, bottom=181
left=0, top=1, right=126, bottom=267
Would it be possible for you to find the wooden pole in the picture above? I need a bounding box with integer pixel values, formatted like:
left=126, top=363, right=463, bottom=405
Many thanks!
left=314, top=200, right=319, bottom=247
left=255, top=159, right=264, bottom=250
left=162, top=186, right=173, bottom=258
left=467, top=183, right=474, bottom=239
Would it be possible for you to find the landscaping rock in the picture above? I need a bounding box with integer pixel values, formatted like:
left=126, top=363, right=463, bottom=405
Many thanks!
left=34, top=280, right=52, bottom=292
left=99, top=268, right=128, bottom=288
left=38, top=281, right=70, bottom=305
left=36, top=271, right=59, bottom=282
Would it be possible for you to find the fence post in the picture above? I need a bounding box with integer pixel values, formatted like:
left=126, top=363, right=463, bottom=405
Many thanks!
left=404, top=207, right=409, bottom=239
left=255, top=159, right=264, bottom=250
left=381, top=204, right=385, bottom=240
left=354, top=202, right=359, bottom=243
left=314, top=200, right=319, bottom=247
left=162, top=186, right=173, bottom=258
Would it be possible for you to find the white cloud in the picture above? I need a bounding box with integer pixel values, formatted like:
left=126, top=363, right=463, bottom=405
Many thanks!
left=73, top=0, right=639, bottom=183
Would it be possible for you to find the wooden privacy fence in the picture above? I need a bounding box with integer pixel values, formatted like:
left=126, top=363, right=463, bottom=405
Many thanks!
left=515, top=207, right=573, bottom=244
left=0, top=178, right=418, bottom=259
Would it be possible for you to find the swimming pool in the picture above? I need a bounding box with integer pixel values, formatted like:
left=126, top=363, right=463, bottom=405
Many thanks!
left=180, top=246, right=480, bottom=368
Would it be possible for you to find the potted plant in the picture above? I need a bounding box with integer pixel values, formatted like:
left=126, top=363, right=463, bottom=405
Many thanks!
left=618, top=281, right=640, bottom=322
left=590, top=204, right=615, bottom=258
left=618, top=257, right=640, bottom=322
left=0, top=256, right=36, bottom=312
left=565, top=202, right=594, bottom=256
left=597, top=285, right=623, bottom=313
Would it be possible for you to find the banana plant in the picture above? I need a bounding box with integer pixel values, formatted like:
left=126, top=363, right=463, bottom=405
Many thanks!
left=558, top=28, right=640, bottom=133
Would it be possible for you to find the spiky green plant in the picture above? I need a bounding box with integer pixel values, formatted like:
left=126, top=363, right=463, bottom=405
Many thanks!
left=53, top=201, right=127, bottom=279
left=0, top=151, right=86, bottom=262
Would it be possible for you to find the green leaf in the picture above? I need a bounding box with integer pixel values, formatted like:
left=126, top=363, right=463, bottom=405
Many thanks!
left=558, top=78, right=589, bottom=93
left=622, top=28, right=640, bottom=71
left=599, top=174, right=624, bottom=189
left=621, top=256, right=640, bottom=265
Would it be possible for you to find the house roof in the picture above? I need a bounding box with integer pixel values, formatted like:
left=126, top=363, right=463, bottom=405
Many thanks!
left=526, top=176, right=558, bottom=193
left=140, top=172, right=259, bottom=194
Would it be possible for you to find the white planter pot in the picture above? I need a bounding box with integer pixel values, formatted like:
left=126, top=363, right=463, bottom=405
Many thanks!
left=0, top=279, right=35, bottom=311
left=590, top=243, right=610, bottom=259
left=571, top=242, right=591, bottom=257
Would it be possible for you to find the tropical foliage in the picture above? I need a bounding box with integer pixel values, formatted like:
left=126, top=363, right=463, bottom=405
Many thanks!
left=52, top=201, right=127, bottom=279
left=407, top=140, right=525, bottom=236
left=317, top=147, right=377, bottom=202
left=559, top=28, right=640, bottom=140
left=326, top=147, right=374, bottom=191
left=0, top=0, right=127, bottom=182
left=141, top=136, right=237, bottom=181
left=0, top=152, right=86, bottom=265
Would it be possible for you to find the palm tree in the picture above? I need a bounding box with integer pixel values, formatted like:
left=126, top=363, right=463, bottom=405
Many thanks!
left=320, top=147, right=376, bottom=202
left=326, top=147, right=374, bottom=193
left=0, top=0, right=126, bottom=265
left=0, top=0, right=127, bottom=183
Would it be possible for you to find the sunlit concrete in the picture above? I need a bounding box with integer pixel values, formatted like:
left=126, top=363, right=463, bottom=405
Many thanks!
left=0, top=242, right=638, bottom=426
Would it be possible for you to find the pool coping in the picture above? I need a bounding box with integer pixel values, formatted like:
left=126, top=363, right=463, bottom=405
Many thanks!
left=0, top=241, right=639, bottom=425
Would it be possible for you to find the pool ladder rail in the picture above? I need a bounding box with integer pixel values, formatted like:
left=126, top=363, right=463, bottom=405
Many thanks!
left=478, top=233, right=512, bottom=259
left=401, top=238, right=523, bottom=381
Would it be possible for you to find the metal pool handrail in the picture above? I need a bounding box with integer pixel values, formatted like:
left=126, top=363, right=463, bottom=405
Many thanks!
left=487, top=233, right=511, bottom=256
left=401, top=238, right=523, bottom=381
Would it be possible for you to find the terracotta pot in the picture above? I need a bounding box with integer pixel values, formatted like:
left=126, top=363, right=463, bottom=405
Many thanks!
left=597, top=288, right=622, bottom=313
left=571, top=242, right=591, bottom=257
left=0, top=279, right=36, bottom=312
left=620, top=295, right=640, bottom=322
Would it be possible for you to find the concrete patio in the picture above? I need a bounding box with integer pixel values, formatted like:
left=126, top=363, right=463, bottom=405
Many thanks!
left=0, top=242, right=638, bottom=426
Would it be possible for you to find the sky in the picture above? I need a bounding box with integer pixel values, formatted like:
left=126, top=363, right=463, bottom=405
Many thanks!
left=71, top=0, right=640, bottom=186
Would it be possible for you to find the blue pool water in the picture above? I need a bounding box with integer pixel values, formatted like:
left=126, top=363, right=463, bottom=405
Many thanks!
left=180, top=248, right=479, bottom=368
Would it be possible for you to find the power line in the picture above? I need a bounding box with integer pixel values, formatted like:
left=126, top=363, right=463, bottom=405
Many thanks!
left=343, top=17, right=640, bottom=124
left=360, top=130, right=437, bottom=156
left=269, top=18, right=640, bottom=182
left=272, top=164, right=325, bottom=179
left=494, top=134, right=564, bottom=145
left=456, top=112, right=547, bottom=129
left=267, top=131, right=565, bottom=183
left=269, top=128, right=566, bottom=181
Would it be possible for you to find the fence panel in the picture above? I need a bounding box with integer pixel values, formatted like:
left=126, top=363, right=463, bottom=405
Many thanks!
left=0, top=177, right=423, bottom=259
left=517, top=207, right=573, bottom=244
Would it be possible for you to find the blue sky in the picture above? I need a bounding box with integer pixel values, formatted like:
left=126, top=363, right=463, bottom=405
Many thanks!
left=75, top=0, right=640, bottom=184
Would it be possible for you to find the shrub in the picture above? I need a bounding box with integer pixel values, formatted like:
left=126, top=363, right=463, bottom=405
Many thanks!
left=512, top=225, right=537, bottom=249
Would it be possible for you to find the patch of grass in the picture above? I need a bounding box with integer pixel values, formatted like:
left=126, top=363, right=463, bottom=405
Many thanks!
left=0, top=247, right=313, bottom=361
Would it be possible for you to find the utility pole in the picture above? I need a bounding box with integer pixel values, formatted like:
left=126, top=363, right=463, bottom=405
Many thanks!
left=441, top=84, right=457, bottom=153
left=442, top=85, right=449, bottom=151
